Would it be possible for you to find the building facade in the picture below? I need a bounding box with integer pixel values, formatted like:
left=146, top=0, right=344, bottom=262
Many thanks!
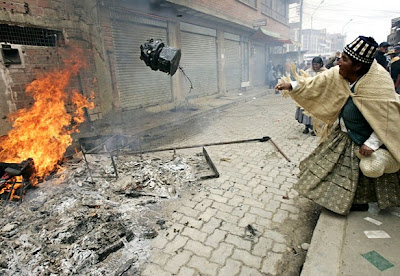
left=0, top=0, right=297, bottom=136
left=388, top=17, right=400, bottom=46
left=301, top=28, right=328, bottom=54
left=326, top=33, right=346, bottom=53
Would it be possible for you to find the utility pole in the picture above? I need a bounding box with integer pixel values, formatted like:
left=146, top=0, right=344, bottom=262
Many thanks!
left=341, top=19, right=353, bottom=49
left=309, top=0, right=324, bottom=53
left=297, top=0, right=303, bottom=63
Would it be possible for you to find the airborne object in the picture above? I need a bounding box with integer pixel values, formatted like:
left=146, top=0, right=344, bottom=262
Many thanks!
left=140, top=39, right=181, bottom=76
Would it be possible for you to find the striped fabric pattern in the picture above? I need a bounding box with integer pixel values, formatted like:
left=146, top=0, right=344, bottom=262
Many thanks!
left=344, top=36, right=378, bottom=64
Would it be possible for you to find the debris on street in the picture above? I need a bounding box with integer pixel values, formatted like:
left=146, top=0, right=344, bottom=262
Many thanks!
left=0, top=150, right=210, bottom=275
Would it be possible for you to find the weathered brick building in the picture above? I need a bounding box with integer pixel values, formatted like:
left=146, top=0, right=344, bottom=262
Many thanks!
left=0, top=0, right=101, bottom=135
left=0, top=0, right=295, bottom=135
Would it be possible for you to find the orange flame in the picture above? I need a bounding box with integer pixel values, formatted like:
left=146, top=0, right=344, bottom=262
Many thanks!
left=0, top=48, right=94, bottom=180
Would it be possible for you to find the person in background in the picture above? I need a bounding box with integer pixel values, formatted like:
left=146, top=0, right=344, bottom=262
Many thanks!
left=295, top=56, right=326, bottom=136
left=265, top=61, right=275, bottom=89
left=395, top=44, right=400, bottom=55
left=274, top=64, right=284, bottom=94
left=303, top=61, right=311, bottom=71
left=389, top=46, right=400, bottom=93
left=285, top=60, right=292, bottom=77
left=298, top=60, right=306, bottom=71
left=325, top=51, right=341, bottom=69
left=275, top=36, right=400, bottom=215
left=375, top=42, right=390, bottom=70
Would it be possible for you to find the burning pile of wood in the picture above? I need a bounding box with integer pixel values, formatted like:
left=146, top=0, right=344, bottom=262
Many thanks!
left=0, top=159, right=36, bottom=202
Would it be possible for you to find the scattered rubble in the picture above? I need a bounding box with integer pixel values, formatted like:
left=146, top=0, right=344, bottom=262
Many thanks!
left=301, top=242, right=310, bottom=251
left=0, top=150, right=210, bottom=275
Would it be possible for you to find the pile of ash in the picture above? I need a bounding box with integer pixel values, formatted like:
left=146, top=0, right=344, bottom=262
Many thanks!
left=0, top=151, right=210, bottom=275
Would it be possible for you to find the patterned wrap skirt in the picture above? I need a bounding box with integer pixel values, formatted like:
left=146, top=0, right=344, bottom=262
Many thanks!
left=294, top=128, right=400, bottom=215
left=295, top=107, right=313, bottom=127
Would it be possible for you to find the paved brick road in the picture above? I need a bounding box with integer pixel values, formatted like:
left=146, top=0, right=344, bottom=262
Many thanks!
left=141, top=93, right=319, bottom=276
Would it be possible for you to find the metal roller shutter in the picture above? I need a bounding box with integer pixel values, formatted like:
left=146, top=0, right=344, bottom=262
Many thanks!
left=111, top=18, right=172, bottom=110
left=224, top=39, right=241, bottom=92
left=181, top=31, right=218, bottom=97
left=241, top=41, right=249, bottom=82
left=254, top=44, right=266, bottom=86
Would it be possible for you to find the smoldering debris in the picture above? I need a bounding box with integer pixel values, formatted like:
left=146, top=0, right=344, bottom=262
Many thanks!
left=0, top=151, right=210, bottom=275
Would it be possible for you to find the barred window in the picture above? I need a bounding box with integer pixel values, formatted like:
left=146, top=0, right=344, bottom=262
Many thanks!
left=0, top=24, right=63, bottom=47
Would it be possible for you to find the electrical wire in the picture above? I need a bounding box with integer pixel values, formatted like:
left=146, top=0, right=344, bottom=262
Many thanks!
left=179, top=66, right=194, bottom=93
left=303, top=1, right=399, bottom=13
left=303, top=5, right=399, bottom=15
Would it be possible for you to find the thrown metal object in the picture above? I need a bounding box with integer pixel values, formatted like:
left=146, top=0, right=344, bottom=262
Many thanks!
left=76, top=135, right=290, bottom=185
left=128, top=136, right=291, bottom=162
left=104, top=145, right=118, bottom=179
left=80, top=145, right=95, bottom=184
left=200, top=147, right=220, bottom=180
left=79, top=144, right=119, bottom=183
left=267, top=137, right=291, bottom=162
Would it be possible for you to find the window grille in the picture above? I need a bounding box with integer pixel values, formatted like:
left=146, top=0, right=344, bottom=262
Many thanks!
left=0, top=24, right=63, bottom=47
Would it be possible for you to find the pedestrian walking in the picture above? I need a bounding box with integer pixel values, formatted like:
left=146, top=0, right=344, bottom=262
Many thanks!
left=375, top=41, right=390, bottom=71
left=388, top=46, right=400, bottom=93
left=265, top=61, right=275, bottom=88
left=298, top=60, right=306, bottom=70
left=274, top=64, right=283, bottom=94
left=295, top=57, right=326, bottom=136
left=275, top=36, right=400, bottom=215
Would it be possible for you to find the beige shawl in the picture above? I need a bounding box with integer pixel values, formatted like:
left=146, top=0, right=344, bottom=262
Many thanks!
left=280, top=60, right=400, bottom=163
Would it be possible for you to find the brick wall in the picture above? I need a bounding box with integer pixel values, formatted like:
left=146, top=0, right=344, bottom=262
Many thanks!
left=169, top=0, right=290, bottom=36
left=0, top=0, right=101, bottom=135
left=196, top=0, right=261, bottom=23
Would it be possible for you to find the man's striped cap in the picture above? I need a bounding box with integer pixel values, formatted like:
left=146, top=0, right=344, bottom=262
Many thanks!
left=343, top=36, right=378, bottom=64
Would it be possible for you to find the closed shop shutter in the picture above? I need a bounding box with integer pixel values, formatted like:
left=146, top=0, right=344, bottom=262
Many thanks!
left=180, top=25, right=218, bottom=98
left=241, top=41, right=249, bottom=82
left=111, top=15, right=172, bottom=110
left=254, top=44, right=266, bottom=86
left=224, top=38, right=241, bottom=92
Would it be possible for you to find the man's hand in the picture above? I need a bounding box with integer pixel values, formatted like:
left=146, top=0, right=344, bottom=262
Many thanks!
left=359, top=144, right=374, bottom=157
left=275, top=83, right=292, bottom=91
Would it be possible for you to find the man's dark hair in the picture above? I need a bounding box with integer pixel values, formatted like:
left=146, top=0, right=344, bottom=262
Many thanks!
left=312, top=56, right=324, bottom=65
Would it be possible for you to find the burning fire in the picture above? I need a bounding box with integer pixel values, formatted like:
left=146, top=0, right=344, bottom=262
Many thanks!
left=0, top=48, right=94, bottom=181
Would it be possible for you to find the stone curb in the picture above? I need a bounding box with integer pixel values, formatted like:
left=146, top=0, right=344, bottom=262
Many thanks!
left=301, top=209, right=347, bottom=276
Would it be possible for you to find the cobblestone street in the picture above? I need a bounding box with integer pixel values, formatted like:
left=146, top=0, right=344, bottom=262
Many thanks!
left=141, top=93, right=321, bottom=276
